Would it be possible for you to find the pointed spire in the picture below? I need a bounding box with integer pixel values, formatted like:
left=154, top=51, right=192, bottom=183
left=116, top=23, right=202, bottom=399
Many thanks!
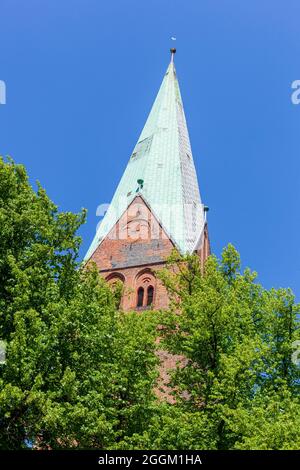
left=84, top=51, right=205, bottom=261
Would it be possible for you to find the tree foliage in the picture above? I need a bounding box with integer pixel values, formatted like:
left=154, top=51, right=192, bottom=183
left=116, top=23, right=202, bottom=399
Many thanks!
left=0, top=157, right=299, bottom=450
left=0, top=158, right=158, bottom=449
left=153, top=245, right=300, bottom=449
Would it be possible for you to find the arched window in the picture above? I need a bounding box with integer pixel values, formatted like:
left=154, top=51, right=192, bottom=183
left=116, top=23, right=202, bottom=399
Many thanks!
left=137, top=287, right=144, bottom=307
left=147, top=286, right=154, bottom=306
left=105, top=273, right=125, bottom=310
left=105, top=273, right=125, bottom=284
left=135, top=269, right=156, bottom=310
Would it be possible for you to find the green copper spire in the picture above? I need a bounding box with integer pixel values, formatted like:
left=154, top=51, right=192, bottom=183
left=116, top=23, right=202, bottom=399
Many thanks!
left=85, top=50, right=205, bottom=260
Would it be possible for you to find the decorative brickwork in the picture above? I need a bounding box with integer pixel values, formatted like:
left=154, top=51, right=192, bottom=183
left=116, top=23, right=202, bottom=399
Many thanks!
left=87, top=196, right=173, bottom=310
left=86, top=196, right=210, bottom=311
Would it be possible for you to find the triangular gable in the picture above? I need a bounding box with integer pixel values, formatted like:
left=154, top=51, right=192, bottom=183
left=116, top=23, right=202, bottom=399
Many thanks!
left=87, top=195, right=177, bottom=270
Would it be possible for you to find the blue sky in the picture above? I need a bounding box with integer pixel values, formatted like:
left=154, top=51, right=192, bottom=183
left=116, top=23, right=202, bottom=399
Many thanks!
left=0, top=0, right=299, bottom=297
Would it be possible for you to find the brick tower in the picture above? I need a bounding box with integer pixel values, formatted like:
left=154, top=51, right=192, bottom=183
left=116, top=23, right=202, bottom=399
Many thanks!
left=84, top=49, right=210, bottom=310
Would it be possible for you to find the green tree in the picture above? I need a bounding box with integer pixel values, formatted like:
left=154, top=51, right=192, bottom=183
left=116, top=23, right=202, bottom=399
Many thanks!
left=0, top=158, right=158, bottom=449
left=0, top=157, right=84, bottom=339
left=224, top=387, right=300, bottom=449
left=155, top=245, right=300, bottom=449
left=1, top=157, right=299, bottom=450
left=115, top=404, right=217, bottom=450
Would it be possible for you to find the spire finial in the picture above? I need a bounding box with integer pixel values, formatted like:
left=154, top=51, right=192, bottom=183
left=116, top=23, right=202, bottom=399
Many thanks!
left=170, top=48, right=176, bottom=62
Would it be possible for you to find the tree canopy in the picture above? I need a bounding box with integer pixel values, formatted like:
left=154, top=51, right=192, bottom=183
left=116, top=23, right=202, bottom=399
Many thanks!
left=0, top=158, right=158, bottom=449
left=0, top=157, right=299, bottom=450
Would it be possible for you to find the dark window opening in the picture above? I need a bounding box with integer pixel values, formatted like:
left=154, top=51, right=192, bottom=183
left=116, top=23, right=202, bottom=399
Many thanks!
left=147, top=286, right=154, bottom=306
left=137, top=287, right=144, bottom=307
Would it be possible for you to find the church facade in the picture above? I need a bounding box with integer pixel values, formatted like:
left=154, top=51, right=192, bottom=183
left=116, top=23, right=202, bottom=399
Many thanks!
left=84, top=49, right=210, bottom=310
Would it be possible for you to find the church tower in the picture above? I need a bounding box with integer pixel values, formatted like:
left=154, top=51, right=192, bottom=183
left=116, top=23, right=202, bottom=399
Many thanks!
left=84, top=49, right=210, bottom=310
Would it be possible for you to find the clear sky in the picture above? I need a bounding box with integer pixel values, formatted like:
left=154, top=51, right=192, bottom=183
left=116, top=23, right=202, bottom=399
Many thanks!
left=0, top=0, right=299, bottom=298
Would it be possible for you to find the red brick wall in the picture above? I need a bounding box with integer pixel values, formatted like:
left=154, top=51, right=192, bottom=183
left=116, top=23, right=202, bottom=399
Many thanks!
left=87, top=196, right=210, bottom=311
left=87, top=197, right=174, bottom=310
